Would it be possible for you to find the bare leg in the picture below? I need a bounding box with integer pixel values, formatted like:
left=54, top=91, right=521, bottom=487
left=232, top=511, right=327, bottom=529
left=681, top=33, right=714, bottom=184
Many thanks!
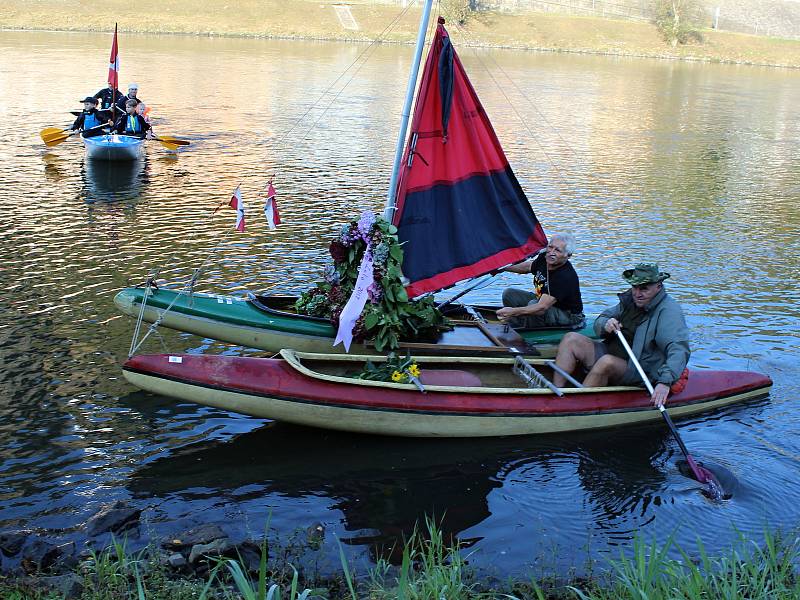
left=583, top=355, right=628, bottom=387
left=553, top=332, right=598, bottom=387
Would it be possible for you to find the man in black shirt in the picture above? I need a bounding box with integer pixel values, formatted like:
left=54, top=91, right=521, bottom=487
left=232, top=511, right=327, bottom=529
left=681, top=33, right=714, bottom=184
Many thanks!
left=496, top=232, right=584, bottom=329
left=93, top=84, right=126, bottom=118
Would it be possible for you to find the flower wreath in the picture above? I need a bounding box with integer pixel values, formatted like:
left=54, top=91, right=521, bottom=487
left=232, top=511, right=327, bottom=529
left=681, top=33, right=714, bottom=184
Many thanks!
left=295, top=211, right=450, bottom=352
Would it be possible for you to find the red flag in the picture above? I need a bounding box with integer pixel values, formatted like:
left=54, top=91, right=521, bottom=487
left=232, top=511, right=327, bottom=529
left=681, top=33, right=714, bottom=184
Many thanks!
left=229, top=186, right=245, bottom=232
left=108, top=24, right=119, bottom=90
left=264, top=182, right=281, bottom=230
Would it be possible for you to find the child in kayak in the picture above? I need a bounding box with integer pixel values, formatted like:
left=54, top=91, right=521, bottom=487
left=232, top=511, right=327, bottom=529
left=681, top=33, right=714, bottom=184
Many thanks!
left=112, top=99, right=151, bottom=139
left=71, top=96, right=111, bottom=138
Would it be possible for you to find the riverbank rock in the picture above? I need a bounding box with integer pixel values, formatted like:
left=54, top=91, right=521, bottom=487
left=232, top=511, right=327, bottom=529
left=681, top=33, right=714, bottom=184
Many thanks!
left=21, top=539, right=76, bottom=574
left=188, top=537, right=234, bottom=565
left=0, top=529, right=33, bottom=557
left=36, top=573, right=83, bottom=599
left=236, top=540, right=267, bottom=574
left=84, top=500, right=141, bottom=537
left=163, top=523, right=227, bottom=551
left=167, top=552, right=187, bottom=569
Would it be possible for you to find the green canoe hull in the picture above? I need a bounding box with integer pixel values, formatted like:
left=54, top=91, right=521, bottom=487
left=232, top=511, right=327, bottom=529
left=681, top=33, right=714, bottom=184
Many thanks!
left=114, top=287, right=595, bottom=357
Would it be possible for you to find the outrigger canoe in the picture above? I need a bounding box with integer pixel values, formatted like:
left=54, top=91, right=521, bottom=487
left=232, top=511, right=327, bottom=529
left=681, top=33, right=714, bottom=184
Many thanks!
left=83, top=134, right=144, bottom=161
left=122, top=350, right=772, bottom=438
left=114, top=287, right=595, bottom=357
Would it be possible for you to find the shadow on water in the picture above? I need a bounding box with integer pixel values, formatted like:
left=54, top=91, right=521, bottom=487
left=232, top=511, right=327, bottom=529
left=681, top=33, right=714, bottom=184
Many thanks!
left=124, top=417, right=695, bottom=562
left=122, top=390, right=771, bottom=563
left=82, top=157, right=148, bottom=204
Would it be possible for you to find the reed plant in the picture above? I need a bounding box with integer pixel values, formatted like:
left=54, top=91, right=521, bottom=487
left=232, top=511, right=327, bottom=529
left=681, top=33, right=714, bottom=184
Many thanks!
left=366, top=516, right=480, bottom=599
left=570, top=529, right=800, bottom=600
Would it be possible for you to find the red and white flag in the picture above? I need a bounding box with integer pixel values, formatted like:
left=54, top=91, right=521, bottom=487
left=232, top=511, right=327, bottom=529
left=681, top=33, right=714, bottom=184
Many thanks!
left=214, top=185, right=246, bottom=231
left=263, top=182, right=281, bottom=230
left=229, top=186, right=245, bottom=232
left=108, top=24, right=119, bottom=90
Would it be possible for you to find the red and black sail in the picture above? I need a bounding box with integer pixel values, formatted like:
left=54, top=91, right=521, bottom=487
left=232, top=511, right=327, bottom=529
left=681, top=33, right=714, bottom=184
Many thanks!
left=393, top=17, right=547, bottom=298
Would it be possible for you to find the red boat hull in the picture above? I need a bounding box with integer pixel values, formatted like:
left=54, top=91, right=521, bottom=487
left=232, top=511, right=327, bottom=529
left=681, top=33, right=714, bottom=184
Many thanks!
left=123, top=354, right=772, bottom=437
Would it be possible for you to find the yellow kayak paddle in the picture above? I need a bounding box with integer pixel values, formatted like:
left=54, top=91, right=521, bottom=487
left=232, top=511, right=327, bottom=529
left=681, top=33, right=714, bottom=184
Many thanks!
left=40, top=123, right=109, bottom=147
left=151, top=135, right=190, bottom=151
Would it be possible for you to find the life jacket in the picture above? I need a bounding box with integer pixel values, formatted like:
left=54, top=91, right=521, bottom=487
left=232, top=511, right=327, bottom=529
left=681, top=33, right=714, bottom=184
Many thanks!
left=83, top=110, right=102, bottom=130
left=124, top=115, right=141, bottom=134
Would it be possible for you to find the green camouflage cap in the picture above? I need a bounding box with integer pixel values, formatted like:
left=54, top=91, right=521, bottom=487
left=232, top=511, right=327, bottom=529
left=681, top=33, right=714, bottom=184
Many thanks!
left=622, top=263, right=670, bottom=285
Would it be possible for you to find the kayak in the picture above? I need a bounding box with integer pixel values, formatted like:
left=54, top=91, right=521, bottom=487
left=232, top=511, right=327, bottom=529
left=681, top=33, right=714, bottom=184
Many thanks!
left=122, top=350, right=772, bottom=438
left=113, top=287, right=596, bottom=357
left=83, top=134, right=144, bottom=161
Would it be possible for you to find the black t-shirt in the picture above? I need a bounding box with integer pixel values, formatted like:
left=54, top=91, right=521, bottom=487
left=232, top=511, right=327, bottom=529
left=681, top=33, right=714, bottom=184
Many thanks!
left=529, top=254, right=583, bottom=314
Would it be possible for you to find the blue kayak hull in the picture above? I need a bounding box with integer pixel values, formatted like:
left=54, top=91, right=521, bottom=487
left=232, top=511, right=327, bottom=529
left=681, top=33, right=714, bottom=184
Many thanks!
left=82, top=134, right=144, bottom=161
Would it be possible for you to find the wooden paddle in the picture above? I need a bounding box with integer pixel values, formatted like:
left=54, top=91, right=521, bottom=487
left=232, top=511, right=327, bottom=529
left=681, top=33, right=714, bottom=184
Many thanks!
left=40, top=123, right=109, bottom=147
left=615, top=329, right=724, bottom=500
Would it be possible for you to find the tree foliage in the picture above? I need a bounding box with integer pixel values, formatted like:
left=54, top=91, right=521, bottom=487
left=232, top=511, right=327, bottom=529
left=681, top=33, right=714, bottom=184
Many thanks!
left=440, top=0, right=476, bottom=27
left=653, top=0, right=705, bottom=47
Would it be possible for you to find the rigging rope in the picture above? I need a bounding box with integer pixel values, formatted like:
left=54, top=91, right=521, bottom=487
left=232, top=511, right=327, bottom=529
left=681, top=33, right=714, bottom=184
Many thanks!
left=270, top=1, right=420, bottom=181
left=128, top=2, right=441, bottom=355
left=127, top=227, right=235, bottom=357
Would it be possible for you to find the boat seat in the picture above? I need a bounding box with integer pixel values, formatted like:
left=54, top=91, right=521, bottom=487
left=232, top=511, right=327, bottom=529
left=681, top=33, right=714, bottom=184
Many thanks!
left=418, top=369, right=482, bottom=387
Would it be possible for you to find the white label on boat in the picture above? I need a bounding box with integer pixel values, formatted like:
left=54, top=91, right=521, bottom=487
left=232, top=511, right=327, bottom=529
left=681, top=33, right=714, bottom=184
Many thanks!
left=226, top=298, right=232, bottom=304
left=168, top=356, right=183, bottom=363
left=217, top=297, right=224, bottom=303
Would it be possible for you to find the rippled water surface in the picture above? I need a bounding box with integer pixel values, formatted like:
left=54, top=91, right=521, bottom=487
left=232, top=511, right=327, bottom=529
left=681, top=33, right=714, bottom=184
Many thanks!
left=1, top=30, right=799, bottom=578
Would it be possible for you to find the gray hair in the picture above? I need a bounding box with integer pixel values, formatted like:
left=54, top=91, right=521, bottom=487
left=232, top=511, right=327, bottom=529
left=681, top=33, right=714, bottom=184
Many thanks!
left=550, top=232, right=576, bottom=256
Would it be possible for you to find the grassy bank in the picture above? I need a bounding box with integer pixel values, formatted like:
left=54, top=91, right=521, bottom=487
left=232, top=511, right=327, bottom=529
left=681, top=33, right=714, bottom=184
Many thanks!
left=3, top=520, right=799, bottom=599
left=3, top=0, right=800, bottom=67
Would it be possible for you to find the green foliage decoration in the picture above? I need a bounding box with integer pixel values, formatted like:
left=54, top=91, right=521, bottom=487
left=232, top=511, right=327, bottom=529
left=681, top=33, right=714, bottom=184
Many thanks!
left=295, top=212, right=451, bottom=352
left=352, top=352, right=422, bottom=384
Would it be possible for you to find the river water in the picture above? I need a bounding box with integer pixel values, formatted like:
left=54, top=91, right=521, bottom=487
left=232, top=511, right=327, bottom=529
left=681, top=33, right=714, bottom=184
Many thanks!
left=1, top=29, right=799, bottom=579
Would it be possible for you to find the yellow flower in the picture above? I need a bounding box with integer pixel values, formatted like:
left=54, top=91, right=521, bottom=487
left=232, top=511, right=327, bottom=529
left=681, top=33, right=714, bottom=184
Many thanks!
left=391, top=370, right=405, bottom=382
left=408, top=364, right=421, bottom=377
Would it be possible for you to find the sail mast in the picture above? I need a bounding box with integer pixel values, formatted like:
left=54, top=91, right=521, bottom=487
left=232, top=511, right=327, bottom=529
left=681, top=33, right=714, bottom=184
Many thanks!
left=384, top=0, right=435, bottom=222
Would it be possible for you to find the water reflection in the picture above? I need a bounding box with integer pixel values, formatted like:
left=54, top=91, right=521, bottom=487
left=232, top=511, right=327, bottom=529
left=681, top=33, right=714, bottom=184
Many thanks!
left=82, top=157, right=147, bottom=204
left=126, top=422, right=678, bottom=561
left=1, top=29, right=799, bottom=579
left=41, top=153, right=68, bottom=183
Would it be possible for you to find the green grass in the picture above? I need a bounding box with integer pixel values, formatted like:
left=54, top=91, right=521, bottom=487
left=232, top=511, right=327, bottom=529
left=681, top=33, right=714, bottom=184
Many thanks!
left=570, top=530, right=800, bottom=600
left=2, top=524, right=799, bottom=599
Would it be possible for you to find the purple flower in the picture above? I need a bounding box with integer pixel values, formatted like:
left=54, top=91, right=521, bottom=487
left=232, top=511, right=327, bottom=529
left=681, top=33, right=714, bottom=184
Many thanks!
left=357, top=211, right=376, bottom=240
left=367, top=281, right=383, bottom=304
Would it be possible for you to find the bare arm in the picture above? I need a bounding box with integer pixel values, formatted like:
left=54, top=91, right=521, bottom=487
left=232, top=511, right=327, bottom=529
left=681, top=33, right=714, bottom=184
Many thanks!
left=496, top=293, right=556, bottom=321
left=501, top=260, right=532, bottom=275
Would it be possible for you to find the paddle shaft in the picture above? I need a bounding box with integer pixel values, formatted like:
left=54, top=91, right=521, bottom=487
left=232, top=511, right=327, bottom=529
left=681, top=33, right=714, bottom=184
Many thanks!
left=614, top=329, right=709, bottom=483
left=435, top=273, right=495, bottom=311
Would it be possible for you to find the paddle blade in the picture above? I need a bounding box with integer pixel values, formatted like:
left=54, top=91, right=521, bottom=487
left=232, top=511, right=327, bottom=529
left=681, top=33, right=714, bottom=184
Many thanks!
left=155, top=135, right=190, bottom=146
left=686, top=455, right=725, bottom=501
left=40, top=127, right=70, bottom=146
left=155, top=139, right=180, bottom=151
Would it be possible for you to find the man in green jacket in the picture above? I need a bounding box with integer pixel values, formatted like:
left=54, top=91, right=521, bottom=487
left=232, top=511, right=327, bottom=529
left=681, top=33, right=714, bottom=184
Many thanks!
left=551, top=263, right=690, bottom=407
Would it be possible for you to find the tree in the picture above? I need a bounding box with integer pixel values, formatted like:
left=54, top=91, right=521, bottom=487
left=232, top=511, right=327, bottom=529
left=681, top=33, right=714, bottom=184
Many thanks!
left=654, top=0, right=705, bottom=47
